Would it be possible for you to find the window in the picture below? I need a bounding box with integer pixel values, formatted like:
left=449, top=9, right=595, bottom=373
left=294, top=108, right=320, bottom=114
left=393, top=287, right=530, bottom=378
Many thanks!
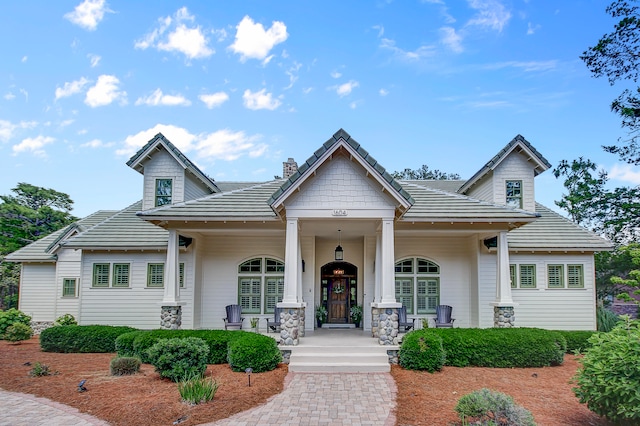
left=92, top=264, right=110, bottom=287
left=237, top=257, right=285, bottom=314
left=62, top=278, right=77, bottom=297
left=519, top=265, right=536, bottom=288
left=395, top=258, right=440, bottom=314
left=547, top=265, right=564, bottom=288
left=113, top=264, right=130, bottom=288
left=147, top=263, right=164, bottom=287
left=510, top=265, right=517, bottom=288
left=179, top=263, right=185, bottom=288
left=568, top=265, right=584, bottom=288
left=506, top=180, right=522, bottom=208
left=155, top=179, right=172, bottom=207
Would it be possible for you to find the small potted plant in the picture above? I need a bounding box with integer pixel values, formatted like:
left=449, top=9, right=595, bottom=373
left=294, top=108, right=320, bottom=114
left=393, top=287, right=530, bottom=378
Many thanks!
left=250, top=317, right=259, bottom=332
left=350, top=304, right=363, bottom=328
left=315, top=304, right=328, bottom=328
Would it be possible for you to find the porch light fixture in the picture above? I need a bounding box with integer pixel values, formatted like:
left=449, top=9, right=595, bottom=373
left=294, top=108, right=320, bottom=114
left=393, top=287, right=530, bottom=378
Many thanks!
left=335, top=229, right=344, bottom=261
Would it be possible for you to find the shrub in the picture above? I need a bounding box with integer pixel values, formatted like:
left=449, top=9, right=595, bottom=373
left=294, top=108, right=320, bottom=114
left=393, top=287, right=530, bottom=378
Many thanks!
left=573, top=316, right=640, bottom=424
left=555, top=330, right=598, bottom=354
left=40, top=325, right=137, bottom=353
left=4, top=323, right=33, bottom=343
left=227, top=332, right=282, bottom=373
left=110, top=356, right=141, bottom=376
left=178, top=373, right=219, bottom=405
left=29, top=362, right=54, bottom=377
left=114, top=331, right=139, bottom=357
left=421, top=328, right=565, bottom=368
left=398, top=331, right=445, bottom=372
left=53, top=314, right=78, bottom=327
left=455, top=388, right=536, bottom=426
left=146, top=337, right=209, bottom=382
left=596, top=305, right=620, bottom=332
left=0, top=308, right=32, bottom=339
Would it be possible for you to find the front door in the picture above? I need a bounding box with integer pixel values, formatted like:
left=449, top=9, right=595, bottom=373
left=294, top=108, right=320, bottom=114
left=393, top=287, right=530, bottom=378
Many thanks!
left=328, top=278, right=348, bottom=323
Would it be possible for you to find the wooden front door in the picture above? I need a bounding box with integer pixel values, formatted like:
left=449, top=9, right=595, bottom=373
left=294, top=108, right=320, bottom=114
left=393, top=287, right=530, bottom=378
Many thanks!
left=328, top=278, right=348, bottom=323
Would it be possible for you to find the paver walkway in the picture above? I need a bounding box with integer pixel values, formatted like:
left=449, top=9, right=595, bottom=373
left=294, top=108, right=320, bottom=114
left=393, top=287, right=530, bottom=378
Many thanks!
left=0, top=389, right=109, bottom=426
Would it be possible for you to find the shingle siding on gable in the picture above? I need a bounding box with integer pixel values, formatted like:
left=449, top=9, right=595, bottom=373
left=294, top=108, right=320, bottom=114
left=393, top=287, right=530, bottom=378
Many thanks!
left=492, top=153, right=536, bottom=212
left=184, top=173, right=211, bottom=202
left=142, top=150, right=185, bottom=211
left=466, top=174, right=494, bottom=204
left=286, top=156, right=395, bottom=209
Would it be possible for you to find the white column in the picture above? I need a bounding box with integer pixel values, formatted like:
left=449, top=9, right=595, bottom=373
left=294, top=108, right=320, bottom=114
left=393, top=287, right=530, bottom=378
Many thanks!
left=162, top=229, right=179, bottom=304
left=494, top=231, right=514, bottom=305
left=379, top=218, right=400, bottom=306
left=297, top=236, right=303, bottom=304
left=281, top=218, right=301, bottom=306
left=374, top=231, right=382, bottom=303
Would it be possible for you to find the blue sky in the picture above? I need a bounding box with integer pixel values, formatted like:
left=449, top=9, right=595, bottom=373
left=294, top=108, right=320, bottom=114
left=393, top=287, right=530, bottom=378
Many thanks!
left=0, top=0, right=636, bottom=218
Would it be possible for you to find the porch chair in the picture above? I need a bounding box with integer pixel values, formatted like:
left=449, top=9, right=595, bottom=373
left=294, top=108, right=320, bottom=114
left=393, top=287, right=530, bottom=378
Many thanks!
left=223, top=304, right=244, bottom=330
left=398, top=306, right=415, bottom=332
left=265, top=307, right=283, bottom=333
left=434, top=304, right=455, bottom=328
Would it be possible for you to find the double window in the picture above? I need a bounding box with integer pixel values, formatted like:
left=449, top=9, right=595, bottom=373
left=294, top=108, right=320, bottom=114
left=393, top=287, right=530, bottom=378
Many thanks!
left=238, top=257, right=284, bottom=314
left=146, top=262, right=185, bottom=288
left=548, top=264, right=584, bottom=289
left=92, top=263, right=130, bottom=288
left=510, top=264, right=536, bottom=288
left=505, top=180, right=522, bottom=208
left=155, top=179, right=172, bottom=207
left=395, top=258, right=440, bottom=314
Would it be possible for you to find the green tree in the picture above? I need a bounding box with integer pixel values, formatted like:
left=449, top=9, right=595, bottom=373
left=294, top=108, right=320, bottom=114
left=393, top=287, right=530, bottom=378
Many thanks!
left=581, top=0, right=640, bottom=164
left=391, top=164, right=460, bottom=180
left=0, top=183, right=76, bottom=310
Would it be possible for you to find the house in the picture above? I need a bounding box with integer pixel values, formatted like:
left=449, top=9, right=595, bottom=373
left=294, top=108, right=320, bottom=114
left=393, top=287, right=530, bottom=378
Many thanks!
left=6, top=129, right=611, bottom=344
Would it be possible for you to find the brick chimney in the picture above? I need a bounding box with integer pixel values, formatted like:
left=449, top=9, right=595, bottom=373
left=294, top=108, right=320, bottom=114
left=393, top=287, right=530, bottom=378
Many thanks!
left=282, top=158, right=298, bottom=179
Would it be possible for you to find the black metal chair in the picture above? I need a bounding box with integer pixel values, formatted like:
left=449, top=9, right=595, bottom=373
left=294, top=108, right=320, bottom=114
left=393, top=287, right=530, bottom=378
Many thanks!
left=223, top=304, right=244, bottom=330
left=265, top=307, right=283, bottom=333
left=398, top=306, right=415, bottom=332
left=434, top=304, right=455, bottom=328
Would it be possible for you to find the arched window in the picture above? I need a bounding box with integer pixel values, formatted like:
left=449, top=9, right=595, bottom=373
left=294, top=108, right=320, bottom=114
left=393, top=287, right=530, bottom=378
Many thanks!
left=394, top=258, right=440, bottom=315
left=238, top=257, right=284, bottom=314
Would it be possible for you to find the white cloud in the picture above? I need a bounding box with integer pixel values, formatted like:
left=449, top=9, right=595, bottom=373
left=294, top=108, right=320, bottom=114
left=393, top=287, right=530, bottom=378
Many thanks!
left=195, top=129, right=265, bottom=161
left=59, top=119, right=75, bottom=128
left=12, top=135, right=55, bottom=157
left=243, top=89, right=282, bottom=110
left=117, top=124, right=196, bottom=157
left=199, top=92, right=229, bottom=109
left=466, top=0, right=511, bottom=32
left=380, top=38, right=436, bottom=61
left=333, top=80, right=359, bottom=97
left=330, top=71, right=342, bottom=79
left=0, top=120, right=37, bottom=142
left=55, top=77, right=90, bottom=100
left=379, top=89, right=389, bottom=96
left=609, top=163, right=640, bottom=185
left=303, top=87, right=313, bottom=95
left=88, top=54, right=101, bottom=67
left=135, top=7, right=213, bottom=60
left=21, top=56, right=27, bottom=63
left=64, top=0, right=112, bottom=31
left=80, top=139, right=112, bottom=148
left=284, top=62, right=302, bottom=90
left=482, top=60, right=557, bottom=72
left=527, top=22, right=541, bottom=35
left=135, top=89, right=191, bottom=106
left=85, top=75, right=126, bottom=107
left=4, top=92, right=15, bottom=101
left=229, top=16, right=288, bottom=62
left=372, top=25, right=384, bottom=38
left=440, top=27, right=464, bottom=53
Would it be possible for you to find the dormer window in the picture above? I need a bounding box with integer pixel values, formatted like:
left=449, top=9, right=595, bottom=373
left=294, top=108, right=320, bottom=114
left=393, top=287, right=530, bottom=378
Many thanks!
left=505, top=180, right=522, bottom=208
left=155, top=179, right=172, bottom=206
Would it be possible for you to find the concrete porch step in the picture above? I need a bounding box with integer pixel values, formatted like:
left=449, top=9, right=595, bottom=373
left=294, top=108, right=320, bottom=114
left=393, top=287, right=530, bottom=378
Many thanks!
left=288, top=345, right=391, bottom=373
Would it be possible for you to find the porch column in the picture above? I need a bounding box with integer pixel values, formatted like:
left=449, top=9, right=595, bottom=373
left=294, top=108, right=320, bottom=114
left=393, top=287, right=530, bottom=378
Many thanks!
left=372, top=218, right=401, bottom=345
left=160, top=229, right=182, bottom=330
left=374, top=232, right=382, bottom=304
left=279, top=218, right=304, bottom=345
left=379, top=218, right=399, bottom=306
left=491, top=231, right=517, bottom=327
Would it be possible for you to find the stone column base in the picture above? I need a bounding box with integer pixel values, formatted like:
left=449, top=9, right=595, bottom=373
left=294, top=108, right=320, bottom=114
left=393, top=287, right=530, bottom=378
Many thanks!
left=280, top=307, right=305, bottom=346
left=160, top=305, right=182, bottom=330
left=493, top=306, right=515, bottom=328
left=372, top=307, right=400, bottom=345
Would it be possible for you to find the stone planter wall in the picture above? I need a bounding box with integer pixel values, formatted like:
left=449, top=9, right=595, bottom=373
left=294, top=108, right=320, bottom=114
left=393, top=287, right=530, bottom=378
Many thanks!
left=280, top=307, right=305, bottom=346
left=493, top=306, right=515, bottom=328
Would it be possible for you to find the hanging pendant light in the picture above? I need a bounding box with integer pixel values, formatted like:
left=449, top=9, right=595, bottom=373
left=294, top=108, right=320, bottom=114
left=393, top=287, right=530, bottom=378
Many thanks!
left=334, top=229, right=344, bottom=261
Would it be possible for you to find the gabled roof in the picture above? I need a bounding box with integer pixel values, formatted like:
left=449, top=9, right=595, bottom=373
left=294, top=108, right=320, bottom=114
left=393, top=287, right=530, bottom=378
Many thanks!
left=4, top=210, right=118, bottom=262
left=267, top=129, right=414, bottom=217
left=126, top=132, right=220, bottom=193
left=507, top=203, right=612, bottom=251
left=458, top=135, right=552, bottom=194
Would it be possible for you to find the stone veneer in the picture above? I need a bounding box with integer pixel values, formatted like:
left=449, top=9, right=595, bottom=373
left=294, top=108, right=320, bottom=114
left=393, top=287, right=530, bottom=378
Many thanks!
left=371, top=307, right=400, bottom=345
left=493, top=306, right=515, bottom=328
left=160, top=305, right=182, bottom=330
left=279, top=307, right=305, bottom=346
left=30, top=321, right=54, bottom=335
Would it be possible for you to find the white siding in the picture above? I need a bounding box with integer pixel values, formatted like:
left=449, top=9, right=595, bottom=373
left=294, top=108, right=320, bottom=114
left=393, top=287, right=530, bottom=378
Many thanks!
left=467, top=174, right=494, bottom=203
left=142, top=150, right=185, bottom=211
left=79, top=251, right=195, bottom=329
left=54, top=248, right=82, bottom=320
left=18, top=263, right=56, bottom=321
left=184, top=173, right=211, bottom=201
left=492, top=153, right=536, bottom=212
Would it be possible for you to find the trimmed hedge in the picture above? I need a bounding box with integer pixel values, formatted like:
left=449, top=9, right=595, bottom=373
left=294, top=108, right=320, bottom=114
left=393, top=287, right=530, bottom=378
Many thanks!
left=227, top=332, right=282, bottom=373
left=398, top=330, right=445, bottom=372
left=400, top=328, right=566, bottom=370
left=555, top=330, right=599, bottom=354
left=40, top=325, right=138, bottom=353
left=116, top=329, right=245, bottom=364
left=147, top=337, right=209, bottom=382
